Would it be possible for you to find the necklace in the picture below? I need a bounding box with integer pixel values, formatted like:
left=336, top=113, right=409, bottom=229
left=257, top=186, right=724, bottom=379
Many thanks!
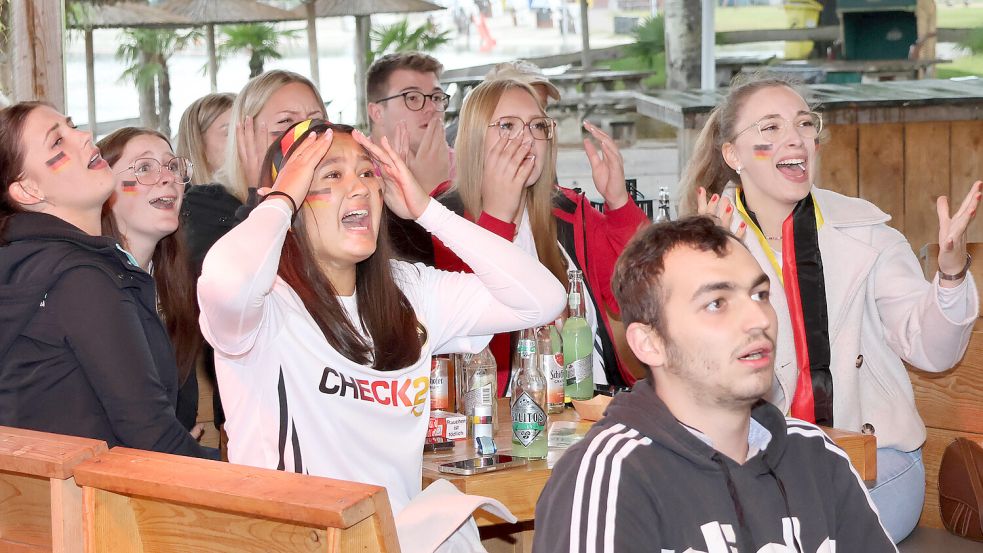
left=765, top=234, right=782, bottom=240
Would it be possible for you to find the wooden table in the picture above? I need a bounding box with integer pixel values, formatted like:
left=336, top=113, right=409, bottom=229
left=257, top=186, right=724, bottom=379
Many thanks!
left=423, top=398, right=877, bottom=531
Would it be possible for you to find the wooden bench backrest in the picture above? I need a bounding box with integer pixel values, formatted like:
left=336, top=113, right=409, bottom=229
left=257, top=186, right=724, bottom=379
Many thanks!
left=912, top=243, right=982, bottom=528
left=73, top=447, right=400, bottom=553
left=0, top=426, right=108, bottom=553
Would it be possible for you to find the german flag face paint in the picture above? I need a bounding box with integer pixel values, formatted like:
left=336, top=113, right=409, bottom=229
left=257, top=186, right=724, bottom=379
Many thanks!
left=121, top=180, right=139, bottom=195
left=304, top=187, right=331, bottom=209
left=753, top=144, right=773, bottom=160
left=45, top=152, right=70, bottom=173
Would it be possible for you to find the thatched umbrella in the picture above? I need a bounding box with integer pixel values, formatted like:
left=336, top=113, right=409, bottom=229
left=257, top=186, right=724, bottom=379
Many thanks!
left=67, top=1, right=195, bottom=133
left=156, top=0, right=301, bottom=93
left=292, top=0, right=444, bottom=127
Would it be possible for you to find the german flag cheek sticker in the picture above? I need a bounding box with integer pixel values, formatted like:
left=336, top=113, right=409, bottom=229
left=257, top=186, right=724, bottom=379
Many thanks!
left=753, top=144, right=773, bottom=160
left=121, top=180, right=139, bottom=195
left=304, top=188, right=331, bottom=209
left=45, top=152, right=70, bottom=173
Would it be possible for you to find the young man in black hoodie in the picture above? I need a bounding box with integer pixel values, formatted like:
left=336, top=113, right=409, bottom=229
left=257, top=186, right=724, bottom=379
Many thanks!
left=534, top=217, right=896, bottom=553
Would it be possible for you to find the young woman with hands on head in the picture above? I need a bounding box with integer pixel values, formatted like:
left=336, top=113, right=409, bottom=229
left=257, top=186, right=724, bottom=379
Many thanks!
left=435, top=78, right=649, bottom=391
left=679, top=75, right=980, bottom=543
left=196, top=120, right=564, bottom=542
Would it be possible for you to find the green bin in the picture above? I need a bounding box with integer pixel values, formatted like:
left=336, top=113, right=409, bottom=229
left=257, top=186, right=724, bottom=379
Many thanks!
left=784, top=0, right=823, bottom=60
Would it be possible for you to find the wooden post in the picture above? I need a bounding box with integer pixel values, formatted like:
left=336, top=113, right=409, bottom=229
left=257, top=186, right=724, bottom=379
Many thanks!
left=663, top=0, right=702, bottom=90
left=305, top=1, right=320, bottom=89
left=355, top=14, right=371, bottom=130
left=579, top=0, right=591, bottom=72
left=207, top=24, right=218, bottom=93
left=85, top=29, right=96, bottom=134
left=10, top=0, right=65, bottom=110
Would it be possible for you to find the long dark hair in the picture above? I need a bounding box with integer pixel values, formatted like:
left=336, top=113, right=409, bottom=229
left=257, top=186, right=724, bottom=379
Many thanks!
left=0, top=102, right=47, bottom=245
left=97, top=127, right=202, bottom=385
left=259, top=121, right=423, bottom=372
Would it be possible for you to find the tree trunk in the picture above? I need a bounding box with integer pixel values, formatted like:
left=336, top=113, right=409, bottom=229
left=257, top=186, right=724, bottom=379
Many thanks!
left=249, top=52, right=263, bottom=78
left=0, top=2, right=13, bottom=99
left=663, top=0, right=701, bottom=90
left=138, top=49, right=159, bottom=130
left=158, top=57, right=171, bottom=138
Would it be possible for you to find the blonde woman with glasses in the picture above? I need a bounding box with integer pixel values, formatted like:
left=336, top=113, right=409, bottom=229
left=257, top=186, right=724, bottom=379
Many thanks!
left=679, top=74, right=980, bottom=543
left=435, top=78, right=649, bottom=394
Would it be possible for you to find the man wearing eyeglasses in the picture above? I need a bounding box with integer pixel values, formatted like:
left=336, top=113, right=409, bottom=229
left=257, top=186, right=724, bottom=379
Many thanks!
left=367, top=52, right=454, bottom=197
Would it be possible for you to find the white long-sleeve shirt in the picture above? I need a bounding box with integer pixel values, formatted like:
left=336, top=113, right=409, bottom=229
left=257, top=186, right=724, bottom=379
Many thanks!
left=198, top=199, right=565, bottom=513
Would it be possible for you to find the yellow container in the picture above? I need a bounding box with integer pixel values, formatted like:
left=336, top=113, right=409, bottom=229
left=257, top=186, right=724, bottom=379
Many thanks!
left=784, top=0, right=824, bottom=60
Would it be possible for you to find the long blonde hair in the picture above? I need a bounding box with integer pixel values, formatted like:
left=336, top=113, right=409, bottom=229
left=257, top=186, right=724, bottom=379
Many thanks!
left=176, top=92, right=235, bottom=186
left=217, top=70, right=324, bottom=202
left=450, top=78, right=567, bottom=288
left=678, top=74, right=810, bottom=215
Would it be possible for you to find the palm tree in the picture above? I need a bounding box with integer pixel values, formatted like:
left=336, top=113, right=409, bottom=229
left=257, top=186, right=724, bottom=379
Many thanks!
left=117, top=28, right=198, bottom=136
left=368, top=18, right=451, bottom=66
left=218, top=23, right=297, bottom=78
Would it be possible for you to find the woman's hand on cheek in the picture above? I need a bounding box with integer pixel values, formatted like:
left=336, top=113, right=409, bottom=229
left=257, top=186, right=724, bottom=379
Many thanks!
left=354, top=129, right=430, bottom=220
left=481, top=132, right=533, bottom=223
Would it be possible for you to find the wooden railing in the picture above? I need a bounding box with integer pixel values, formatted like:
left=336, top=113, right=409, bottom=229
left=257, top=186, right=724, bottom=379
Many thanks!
left=73, top=447, right=400, bottom=553
left=0, top=426, right=107, bottom=553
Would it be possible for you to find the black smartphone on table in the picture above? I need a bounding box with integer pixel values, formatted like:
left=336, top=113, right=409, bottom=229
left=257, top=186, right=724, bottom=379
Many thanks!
left=437, top=454, right=527, bottom=476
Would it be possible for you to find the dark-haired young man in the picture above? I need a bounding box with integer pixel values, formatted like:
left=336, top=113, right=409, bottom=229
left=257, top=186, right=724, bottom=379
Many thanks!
left=534, top=217, right=895, bottom=553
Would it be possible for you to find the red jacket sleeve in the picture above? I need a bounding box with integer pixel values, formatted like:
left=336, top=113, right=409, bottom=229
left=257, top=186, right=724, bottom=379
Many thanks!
left=580, top=194, right=649, bottom=317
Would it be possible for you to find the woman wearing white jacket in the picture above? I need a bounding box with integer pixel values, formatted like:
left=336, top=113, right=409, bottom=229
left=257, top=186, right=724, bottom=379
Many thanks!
left=679, top=75, right=980, bottom=544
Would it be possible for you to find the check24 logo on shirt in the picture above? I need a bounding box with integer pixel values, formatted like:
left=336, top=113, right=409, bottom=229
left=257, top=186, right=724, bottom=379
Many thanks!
left=318, top=366, right=430, bottom=416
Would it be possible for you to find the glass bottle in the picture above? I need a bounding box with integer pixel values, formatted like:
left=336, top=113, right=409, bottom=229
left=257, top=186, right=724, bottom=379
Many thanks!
left=461, top=347, right=497, bottom=436
left=537, top=324, right=565, bottom=413
left=562, top=270, right=594, bottom=401
left=511, top=329, right=547, bottom=459
left=655, top=186, right=672, bottom=223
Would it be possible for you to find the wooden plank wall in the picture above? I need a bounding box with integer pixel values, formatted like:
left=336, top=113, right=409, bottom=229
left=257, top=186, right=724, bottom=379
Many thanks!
left=819, top=120, right=983, bottom=251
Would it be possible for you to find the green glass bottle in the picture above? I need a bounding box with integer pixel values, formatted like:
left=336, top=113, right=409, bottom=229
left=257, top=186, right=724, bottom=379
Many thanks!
left=562, top=270, right=594, bottom=401
left=511, top=330, right=547, bottom=459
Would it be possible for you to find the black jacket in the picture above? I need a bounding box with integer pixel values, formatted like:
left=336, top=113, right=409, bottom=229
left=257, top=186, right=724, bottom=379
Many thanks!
left=534, top=380, right=896, bottom=552
left=0, top=212, right=213, bottom=458
left=180, top=183, right=242, bottom=274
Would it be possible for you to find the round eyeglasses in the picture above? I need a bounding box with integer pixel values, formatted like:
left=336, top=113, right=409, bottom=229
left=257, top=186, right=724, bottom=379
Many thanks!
left=116, top=157, right=193, bottom=186
left=487, top=116, right=556, bottom=141
left=374, top=90, right=451, bottom=112
left=732, top=112, right=823, bottom=144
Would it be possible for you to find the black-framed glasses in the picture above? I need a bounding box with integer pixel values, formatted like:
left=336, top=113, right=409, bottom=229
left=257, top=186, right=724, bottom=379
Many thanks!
left=116, top=157, right=193, bottom=186
left=732, top=111, right=823, bottom=144
left=487, top=116, right=556, bottom=141
left=374, top=90, right=451, bottom=112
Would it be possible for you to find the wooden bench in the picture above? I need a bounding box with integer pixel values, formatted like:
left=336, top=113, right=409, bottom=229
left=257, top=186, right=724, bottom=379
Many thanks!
left=73, top=447, right=400, bottom=552
left=0, top=426, right=107, bottom=553
left=911, top=243, right=982, bottom=529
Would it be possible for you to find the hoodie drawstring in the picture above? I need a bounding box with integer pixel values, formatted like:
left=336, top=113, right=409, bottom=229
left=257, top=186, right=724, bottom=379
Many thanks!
left=763, top=453, right=803, bottom=553
left=712, top=453, right=757, bottom=552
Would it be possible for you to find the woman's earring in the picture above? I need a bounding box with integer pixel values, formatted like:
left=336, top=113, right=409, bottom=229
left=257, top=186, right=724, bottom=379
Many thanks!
left=735, top=166, right=743, bottom=176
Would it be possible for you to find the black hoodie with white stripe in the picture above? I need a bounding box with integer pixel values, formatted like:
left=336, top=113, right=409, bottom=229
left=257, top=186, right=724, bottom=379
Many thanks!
left=533, top=380, right=896, bottom=553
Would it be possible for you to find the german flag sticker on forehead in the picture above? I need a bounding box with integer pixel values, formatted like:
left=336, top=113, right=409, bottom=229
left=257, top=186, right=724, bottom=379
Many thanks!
left=270, top=118, right=328, bottom=182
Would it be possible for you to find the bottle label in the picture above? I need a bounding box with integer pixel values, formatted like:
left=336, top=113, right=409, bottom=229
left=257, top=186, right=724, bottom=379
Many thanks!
left=517, top=338, right=536, bottom=359
left=568, top=292, right=581, bottom=310
left=543, top=352, right=565, bottom=405
left=565, top=357, right=591, bottom=385
left=464, top=383, right=492, bottom=414
left=511, top=393, right=546, bottom=447
left=430, top=358, right=449, bottom=411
